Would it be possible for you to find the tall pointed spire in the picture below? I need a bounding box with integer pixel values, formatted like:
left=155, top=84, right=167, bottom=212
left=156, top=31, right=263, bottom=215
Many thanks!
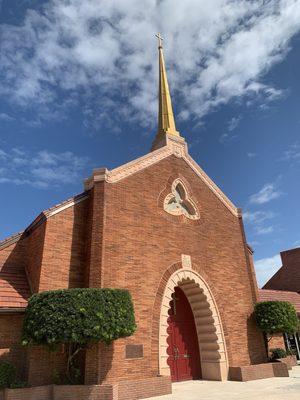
left=152, top=34, right=181, bottom=150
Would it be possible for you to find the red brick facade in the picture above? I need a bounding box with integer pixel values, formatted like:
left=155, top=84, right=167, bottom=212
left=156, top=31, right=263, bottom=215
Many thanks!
left=263, top=247, right=300, bottom=292
left=0, top=142, right=269, bottom=397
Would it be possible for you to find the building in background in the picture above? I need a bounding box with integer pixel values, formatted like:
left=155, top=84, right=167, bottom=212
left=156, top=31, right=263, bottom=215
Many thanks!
left=259, top=247, right=300, bottom=361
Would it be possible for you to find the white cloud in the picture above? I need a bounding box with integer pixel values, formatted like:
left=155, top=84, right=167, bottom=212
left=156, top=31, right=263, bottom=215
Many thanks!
left=281, top=143, right=300, bottom=162
left=254, top=254, right=281, bottom=287
left=255, top=225, right=274, bottom=235
left=0, top=0, right=300, bottom=129
left=228, top=116, right=242, bottom=132
left=0, top=147, right=88, bottom=188
left=249, top=183, right=282, bottom=204
left=247, top=152, right=257, bottom=158
left=0, top=113, right=14, bottom=122
left=243, top=210, right=275, bottom=224
left=219, top=115, right=241, bottom=143
left=243, top=210, right=275, bottom=235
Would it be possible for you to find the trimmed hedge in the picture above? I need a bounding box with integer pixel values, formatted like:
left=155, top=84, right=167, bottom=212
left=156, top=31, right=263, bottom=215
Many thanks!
left=0, top=361, right=16, bottom=389
left=254, top=301, right=299, bottom=334
left=22, top=288, right=136, bottom=346
left=270, top=348, right=287, bottom=360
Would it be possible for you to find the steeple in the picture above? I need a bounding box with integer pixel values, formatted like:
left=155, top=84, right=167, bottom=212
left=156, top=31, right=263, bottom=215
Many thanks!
left=151, top=34, right=182, bottom=151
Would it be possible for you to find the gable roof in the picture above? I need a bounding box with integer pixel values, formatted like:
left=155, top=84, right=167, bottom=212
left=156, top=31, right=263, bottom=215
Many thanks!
left=0, top=264, right=31, bottom=311
left=0, top=139, right=239, bottom=255
left=85, top=136, right=240, bottom=217
left=258, top=289, right=300, bottom=314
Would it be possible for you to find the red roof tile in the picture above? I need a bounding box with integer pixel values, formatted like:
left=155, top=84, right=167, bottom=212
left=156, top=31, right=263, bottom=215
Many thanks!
left=258, top=289, right=300, bottom=314
left=0, top=265, right=31, bottom=310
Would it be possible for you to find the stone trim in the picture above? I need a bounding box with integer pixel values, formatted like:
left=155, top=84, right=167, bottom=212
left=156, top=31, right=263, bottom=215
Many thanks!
left=158, top=268, right=229, bottom=381
left=84, top=138, right=238, bottom=216
left=0, top=232, right=24, bottom=251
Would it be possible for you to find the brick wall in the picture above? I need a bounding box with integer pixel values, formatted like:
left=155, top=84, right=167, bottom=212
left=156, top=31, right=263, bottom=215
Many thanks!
left=4, top=386, right=52, bottom=400
left=26, top=346, right=67, bottom=386
left=229, top=362, right=289, bottom=381
left=268, top=333, right=285, bottom=352
left=1, top=378, right=169, bottom=400
left=37, top=199, right=89, bottom=292
left=1, top=152, right=268, bottom=390
left=26, top=222, right=46, bottom=293
left=0, top=314, right=27, bottom=380
left=118, top=376, right=171, bottom=400
left=86, top=155, right=266, bottom=384
left=263, top=247, right=300, bottom=292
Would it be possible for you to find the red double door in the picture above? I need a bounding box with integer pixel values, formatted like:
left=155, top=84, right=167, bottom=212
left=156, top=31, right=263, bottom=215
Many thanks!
left=167, top=286, right=201, bottom=382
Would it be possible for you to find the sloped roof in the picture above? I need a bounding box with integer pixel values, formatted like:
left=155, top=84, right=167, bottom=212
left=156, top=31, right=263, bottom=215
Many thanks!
left=0, top=192, right=89, bottom=251
left=0, top=264, right=31, bottom=310
left=258, top=289, right=300, bottom=314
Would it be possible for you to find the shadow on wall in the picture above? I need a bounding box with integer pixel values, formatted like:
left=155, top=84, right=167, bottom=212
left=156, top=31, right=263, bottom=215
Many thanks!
left=246, top=315, right=268, bottom=364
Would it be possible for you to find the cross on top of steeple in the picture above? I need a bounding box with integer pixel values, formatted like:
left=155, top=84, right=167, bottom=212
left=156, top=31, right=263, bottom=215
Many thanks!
left=155, top=33, right=163, bottom=49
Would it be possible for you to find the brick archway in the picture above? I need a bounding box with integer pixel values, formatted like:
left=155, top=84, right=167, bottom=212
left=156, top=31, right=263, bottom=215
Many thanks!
left=159, top=269, right=228, bottom=381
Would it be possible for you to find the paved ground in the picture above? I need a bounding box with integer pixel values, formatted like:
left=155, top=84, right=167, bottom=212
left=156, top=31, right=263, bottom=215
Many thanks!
left=149, top=366, right=300, bottom=400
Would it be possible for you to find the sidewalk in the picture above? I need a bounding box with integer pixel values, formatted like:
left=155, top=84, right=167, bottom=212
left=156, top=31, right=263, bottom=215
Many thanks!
left=148, top=366, right=300, bottom=400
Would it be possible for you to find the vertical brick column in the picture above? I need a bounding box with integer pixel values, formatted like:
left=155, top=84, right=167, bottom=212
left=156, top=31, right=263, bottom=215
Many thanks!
left=237, top=209, right=259, bottom=303
left=86, top=170, right=107, bottom=288
left=84, top=170, right=108, bottom=384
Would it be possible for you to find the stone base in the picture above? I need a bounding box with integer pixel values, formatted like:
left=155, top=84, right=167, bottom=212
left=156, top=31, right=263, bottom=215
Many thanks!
left=0, top=376, right=171, bottom=400
left=229, top=362, right=289, bottom=381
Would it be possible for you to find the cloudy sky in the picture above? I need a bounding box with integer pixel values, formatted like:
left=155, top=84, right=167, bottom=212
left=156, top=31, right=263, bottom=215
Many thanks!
left=0, top=0, right=300, bottom=287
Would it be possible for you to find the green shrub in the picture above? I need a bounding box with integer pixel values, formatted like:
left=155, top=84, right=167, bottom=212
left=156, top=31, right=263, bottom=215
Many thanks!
left=22, top=288, right=136, bottom=346
left=0, top=361, right=16, bottom=389
left=22, top=288, right=136, bottom=383
left=270, top=348, right=287, bottom=360
left=254, top=301, right=299, bottom=334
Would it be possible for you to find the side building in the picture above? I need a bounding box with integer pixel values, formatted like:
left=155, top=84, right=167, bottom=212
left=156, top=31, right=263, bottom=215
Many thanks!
left=260, top=246, right=300, bottom=361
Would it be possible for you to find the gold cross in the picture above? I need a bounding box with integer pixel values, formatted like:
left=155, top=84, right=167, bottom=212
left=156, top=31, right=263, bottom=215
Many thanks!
left=155, top=33, right=163, bottom=49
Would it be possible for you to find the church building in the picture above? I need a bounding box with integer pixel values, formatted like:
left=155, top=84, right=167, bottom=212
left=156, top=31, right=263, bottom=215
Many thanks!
left=0, top=37, right=277, bottom=399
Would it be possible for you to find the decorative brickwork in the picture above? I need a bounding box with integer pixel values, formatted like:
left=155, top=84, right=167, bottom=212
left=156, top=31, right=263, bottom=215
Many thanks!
left=158, top=268, right=228, bottom=380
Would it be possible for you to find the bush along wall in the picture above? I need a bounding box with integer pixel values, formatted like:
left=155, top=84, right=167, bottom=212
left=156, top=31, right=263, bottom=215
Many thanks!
left=254, top=301, right=299, bottom=357
left=22, top=288, right=136, bottom=383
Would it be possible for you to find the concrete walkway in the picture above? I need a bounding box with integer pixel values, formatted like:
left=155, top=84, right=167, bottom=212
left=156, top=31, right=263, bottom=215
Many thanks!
left=149, top=366, right=300, bottom=400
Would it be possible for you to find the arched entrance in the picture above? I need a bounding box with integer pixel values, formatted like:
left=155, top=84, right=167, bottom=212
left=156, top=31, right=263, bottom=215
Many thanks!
left=159, top=268, right=228, bottom=381
left=167, top=286, right=201, bottom=381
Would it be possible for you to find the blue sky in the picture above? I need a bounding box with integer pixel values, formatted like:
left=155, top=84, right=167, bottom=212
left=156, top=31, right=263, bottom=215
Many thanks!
left=0, top=0, right=300, bottom=287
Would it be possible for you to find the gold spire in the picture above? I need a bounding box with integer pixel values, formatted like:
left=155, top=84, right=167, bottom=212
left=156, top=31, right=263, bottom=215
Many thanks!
left=155, top=33, right=180, bottom=139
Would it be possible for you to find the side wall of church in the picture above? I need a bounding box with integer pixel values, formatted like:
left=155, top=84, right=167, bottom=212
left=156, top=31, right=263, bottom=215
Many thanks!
left=33, top=198, right=89, bottom=292
left=0, top=197, right=90, bottom=386
left=88, top=155, right=266, bottom=383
